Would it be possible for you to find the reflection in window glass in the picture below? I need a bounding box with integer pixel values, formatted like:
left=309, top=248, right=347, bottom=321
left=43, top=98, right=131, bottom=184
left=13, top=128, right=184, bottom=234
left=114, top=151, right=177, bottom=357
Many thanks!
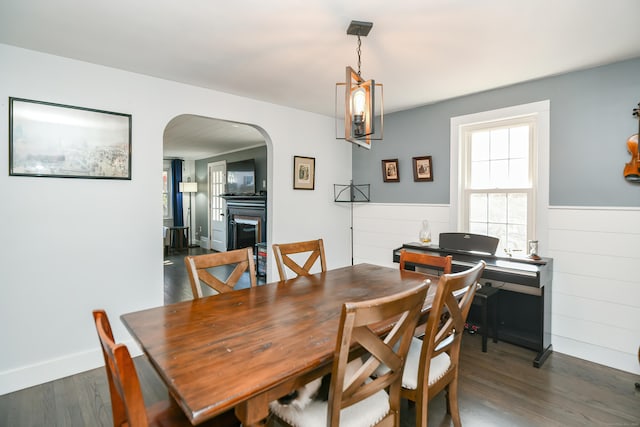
left=471, top=160, right=490, bottom=188
left=471, top=131, right=490, bottom=161
left=488, top=193, right=507, bottom=223
left=469, top=193, right=488, bottom=222
left=470, top=222, right=489, bottom=235
left=490, top=128, right=509, bottom=159
left=510, top=126, right=529, bottom=158
left=490, top=159, right=509, bottom=187
left=509, top=158, right=528, bottom=186
left=507, top=193, right=527, bottom=225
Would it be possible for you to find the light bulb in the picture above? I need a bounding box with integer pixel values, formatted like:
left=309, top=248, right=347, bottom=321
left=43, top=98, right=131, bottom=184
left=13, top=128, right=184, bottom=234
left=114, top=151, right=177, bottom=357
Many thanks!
left=351, top=87, right=366, bottom=117
left=350, top=86, right=367, bottom=136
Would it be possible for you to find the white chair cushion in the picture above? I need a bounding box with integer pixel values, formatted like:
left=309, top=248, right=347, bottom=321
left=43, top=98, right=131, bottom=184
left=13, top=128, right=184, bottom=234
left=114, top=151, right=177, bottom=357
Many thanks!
left=373, top=337, right=451, bottom=390
left=402, top=337, right=451, bottom=389
left=268, top=389, right=390, bottom=427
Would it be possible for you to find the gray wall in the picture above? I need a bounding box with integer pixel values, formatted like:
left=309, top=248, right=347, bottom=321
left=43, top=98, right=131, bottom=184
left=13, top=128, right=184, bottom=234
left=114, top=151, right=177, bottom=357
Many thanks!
left=353, top=57, right=640, bottom=206
left=193, top=145, right=267, bottom=239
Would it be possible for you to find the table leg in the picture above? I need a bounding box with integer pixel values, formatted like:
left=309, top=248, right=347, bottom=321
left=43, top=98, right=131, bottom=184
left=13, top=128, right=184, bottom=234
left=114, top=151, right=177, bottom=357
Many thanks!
left=235, top=395, right=269, bottom=427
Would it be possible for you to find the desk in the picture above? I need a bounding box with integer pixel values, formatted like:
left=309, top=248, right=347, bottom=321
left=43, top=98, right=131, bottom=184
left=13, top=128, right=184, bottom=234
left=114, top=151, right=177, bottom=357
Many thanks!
left=121, top=264, right=434, bottom=426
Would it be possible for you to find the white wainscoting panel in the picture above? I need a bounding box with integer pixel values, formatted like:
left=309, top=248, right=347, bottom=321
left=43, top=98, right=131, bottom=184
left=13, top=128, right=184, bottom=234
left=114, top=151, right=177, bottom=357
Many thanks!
left=352, top=203, right=640, bottom=374
left=352, top=203, right=450, bottom=266
left=548, top=206, right=639, bottom=374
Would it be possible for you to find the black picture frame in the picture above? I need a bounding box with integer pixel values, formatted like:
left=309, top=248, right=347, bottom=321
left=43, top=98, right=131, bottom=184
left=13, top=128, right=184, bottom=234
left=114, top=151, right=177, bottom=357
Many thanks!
left=382, top=158, right=399, bottom=182
left=9, top=97, right=132, bottom=179
left=293, top=155, right=315, bottom=190
left=413, top=155, right=433, bottom=182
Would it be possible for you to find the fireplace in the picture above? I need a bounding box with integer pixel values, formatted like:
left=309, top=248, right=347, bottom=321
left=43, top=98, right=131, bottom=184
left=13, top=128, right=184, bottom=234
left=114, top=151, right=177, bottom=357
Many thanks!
left=232, top=215, right=262, bottom=249
left=225, top=196, right=266, bottom=251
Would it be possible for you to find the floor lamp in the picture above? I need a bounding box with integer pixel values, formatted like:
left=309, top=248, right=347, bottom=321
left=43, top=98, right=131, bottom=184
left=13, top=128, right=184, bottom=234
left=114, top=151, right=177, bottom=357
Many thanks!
left=179, top=181, right=198, bottom=247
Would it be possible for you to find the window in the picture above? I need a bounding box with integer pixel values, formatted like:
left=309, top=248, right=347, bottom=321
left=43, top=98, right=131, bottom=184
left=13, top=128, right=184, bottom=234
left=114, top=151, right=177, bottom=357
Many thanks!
left=450, top=101, right=549, bottom=257
left=462, top=119, right=534, bottom=254
left=163, top=168, right=172, bottom=219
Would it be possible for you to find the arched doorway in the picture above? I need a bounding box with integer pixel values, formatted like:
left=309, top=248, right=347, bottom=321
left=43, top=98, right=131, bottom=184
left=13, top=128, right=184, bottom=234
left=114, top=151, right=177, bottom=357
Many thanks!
left=162, top=114, right=269, bottom=303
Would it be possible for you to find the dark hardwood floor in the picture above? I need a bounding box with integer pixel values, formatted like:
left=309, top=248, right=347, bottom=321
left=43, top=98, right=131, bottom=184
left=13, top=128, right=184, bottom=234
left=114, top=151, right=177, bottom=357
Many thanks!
left=1, top=248, right=638, bottom=426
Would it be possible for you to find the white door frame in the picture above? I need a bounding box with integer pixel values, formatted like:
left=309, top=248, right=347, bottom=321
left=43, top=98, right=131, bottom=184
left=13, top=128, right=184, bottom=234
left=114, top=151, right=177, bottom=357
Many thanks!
left=208, top=160, right=227, bottom=252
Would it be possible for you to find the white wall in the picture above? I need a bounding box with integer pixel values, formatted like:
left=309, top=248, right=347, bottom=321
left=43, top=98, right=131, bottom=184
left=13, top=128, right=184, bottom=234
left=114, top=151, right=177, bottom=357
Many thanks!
left=353, top=203, right=640, bottom=375
left=0, top=44, right=353, bottom=395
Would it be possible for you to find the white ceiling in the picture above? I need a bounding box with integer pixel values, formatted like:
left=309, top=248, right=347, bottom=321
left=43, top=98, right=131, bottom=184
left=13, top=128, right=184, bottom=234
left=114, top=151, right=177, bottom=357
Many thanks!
left=2, top=0, right=640, bottom=159
left=163, top=115, right=266, bottom=160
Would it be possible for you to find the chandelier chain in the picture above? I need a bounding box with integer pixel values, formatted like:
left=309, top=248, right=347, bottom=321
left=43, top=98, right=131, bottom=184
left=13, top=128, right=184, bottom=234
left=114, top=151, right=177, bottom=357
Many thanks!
left=356, top=35, right=362, bottom=77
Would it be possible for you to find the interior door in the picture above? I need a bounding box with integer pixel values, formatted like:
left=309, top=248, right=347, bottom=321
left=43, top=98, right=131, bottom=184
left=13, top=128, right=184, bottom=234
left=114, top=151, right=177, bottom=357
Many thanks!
left=208, top=161, right=227, bottom=252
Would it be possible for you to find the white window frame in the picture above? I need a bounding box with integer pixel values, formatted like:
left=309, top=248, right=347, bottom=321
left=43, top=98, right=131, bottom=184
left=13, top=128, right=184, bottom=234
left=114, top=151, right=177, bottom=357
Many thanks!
left=461, top=117, right=536, bottom=253
left=163, top=165, right=173, bottom=220
left=450, top=101, right=550, bottom=255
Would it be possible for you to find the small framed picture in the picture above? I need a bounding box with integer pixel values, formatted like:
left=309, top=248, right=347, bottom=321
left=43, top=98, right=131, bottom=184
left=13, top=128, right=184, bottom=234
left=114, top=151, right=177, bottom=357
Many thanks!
left=293, top=156, right=315, bottom=190
left=412, top=156, right=433, bottom=182
left=381, top=158, right=399, bottom=182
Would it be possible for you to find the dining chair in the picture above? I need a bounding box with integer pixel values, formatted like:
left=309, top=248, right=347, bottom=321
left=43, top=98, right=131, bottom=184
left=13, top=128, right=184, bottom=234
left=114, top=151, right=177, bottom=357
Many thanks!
left=184, top=247, right=257, bottom=298
left=268, top=279, right=431, bottom=427
left=272, top=238, right=327, bottom=280
left=399, top=249, right=452, bottom=275
left=399, top=249, right=452, bottom=337
left=92, top=309, right=239, bottom=427
left=398, top=260, right=485, bottom=427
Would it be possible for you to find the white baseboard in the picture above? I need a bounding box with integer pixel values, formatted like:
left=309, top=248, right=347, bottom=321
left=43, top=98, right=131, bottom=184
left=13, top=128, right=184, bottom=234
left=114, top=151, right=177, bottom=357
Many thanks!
left=552, top=335, right=640, bottom=375
left=200, top=237, right=210, bottom=249
left=0, top=339, right=142, bottom=396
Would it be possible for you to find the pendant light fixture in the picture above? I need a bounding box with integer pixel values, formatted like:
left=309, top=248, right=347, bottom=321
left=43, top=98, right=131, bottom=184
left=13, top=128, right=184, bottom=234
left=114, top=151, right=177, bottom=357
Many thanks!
left=336, top=20, right=383, bottom=149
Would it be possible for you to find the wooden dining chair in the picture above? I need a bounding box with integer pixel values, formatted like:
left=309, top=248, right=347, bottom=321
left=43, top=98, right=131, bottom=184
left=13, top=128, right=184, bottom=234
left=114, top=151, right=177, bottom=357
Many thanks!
left=272, top=238, right=327, bottom=280
left=399, top=250, right=452, bottom=337
left=268, top=279, right=431, bottom=427
left=184, top=247, right=257, bottom=298
left=92, top=309, right=239, bottom=427
left=399, top=249, right=452, bottom=275
left=399, top=261, right=485, bottom=427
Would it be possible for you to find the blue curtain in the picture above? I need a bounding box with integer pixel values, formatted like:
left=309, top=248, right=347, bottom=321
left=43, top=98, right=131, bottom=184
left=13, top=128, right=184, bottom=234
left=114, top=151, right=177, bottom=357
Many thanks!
left=171, top=159, right=184, bottom=226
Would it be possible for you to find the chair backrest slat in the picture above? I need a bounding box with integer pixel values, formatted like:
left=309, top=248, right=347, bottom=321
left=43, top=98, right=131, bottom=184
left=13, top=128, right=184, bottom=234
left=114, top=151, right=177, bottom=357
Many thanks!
left=328, top=280, right=431, bottom=426
left=184, top=247, right=257, bottom=298
left=399, top=250, right=452, bottom=275
left=272, top=239, right=327, bottom=280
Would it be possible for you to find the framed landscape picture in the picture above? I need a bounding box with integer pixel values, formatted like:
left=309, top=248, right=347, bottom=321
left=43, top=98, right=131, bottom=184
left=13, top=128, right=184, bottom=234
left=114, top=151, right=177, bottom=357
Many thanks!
left=412, top=155, right=433, bottom=182
left=9, top=97, right=132, bottom=179
left=293, top=155, right=315, bottom=190
left=382, top=158, right=399, bottom=182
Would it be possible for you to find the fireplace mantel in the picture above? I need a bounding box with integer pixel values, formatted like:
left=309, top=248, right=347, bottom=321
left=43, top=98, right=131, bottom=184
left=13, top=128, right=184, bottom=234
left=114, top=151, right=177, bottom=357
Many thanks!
left=221, top=194, right=266, bottom=203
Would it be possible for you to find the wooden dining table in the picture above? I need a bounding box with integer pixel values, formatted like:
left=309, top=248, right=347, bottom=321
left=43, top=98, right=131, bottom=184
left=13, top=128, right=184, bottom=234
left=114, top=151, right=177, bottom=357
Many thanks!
left=121, top=263, right=436, bottom=426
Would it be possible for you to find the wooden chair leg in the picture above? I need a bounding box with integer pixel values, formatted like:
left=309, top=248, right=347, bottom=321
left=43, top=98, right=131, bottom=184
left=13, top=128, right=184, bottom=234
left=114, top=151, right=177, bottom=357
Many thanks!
left=446, top=381, right=462, bottom=427
left=414, top=398, right=428, bottom=427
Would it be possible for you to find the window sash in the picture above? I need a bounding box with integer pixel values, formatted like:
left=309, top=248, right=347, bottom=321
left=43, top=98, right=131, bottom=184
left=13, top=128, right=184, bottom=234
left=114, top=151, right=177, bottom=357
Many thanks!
left=460, top=117, right=536, bottom=254
left=463, top=188, right=533, bottom=254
